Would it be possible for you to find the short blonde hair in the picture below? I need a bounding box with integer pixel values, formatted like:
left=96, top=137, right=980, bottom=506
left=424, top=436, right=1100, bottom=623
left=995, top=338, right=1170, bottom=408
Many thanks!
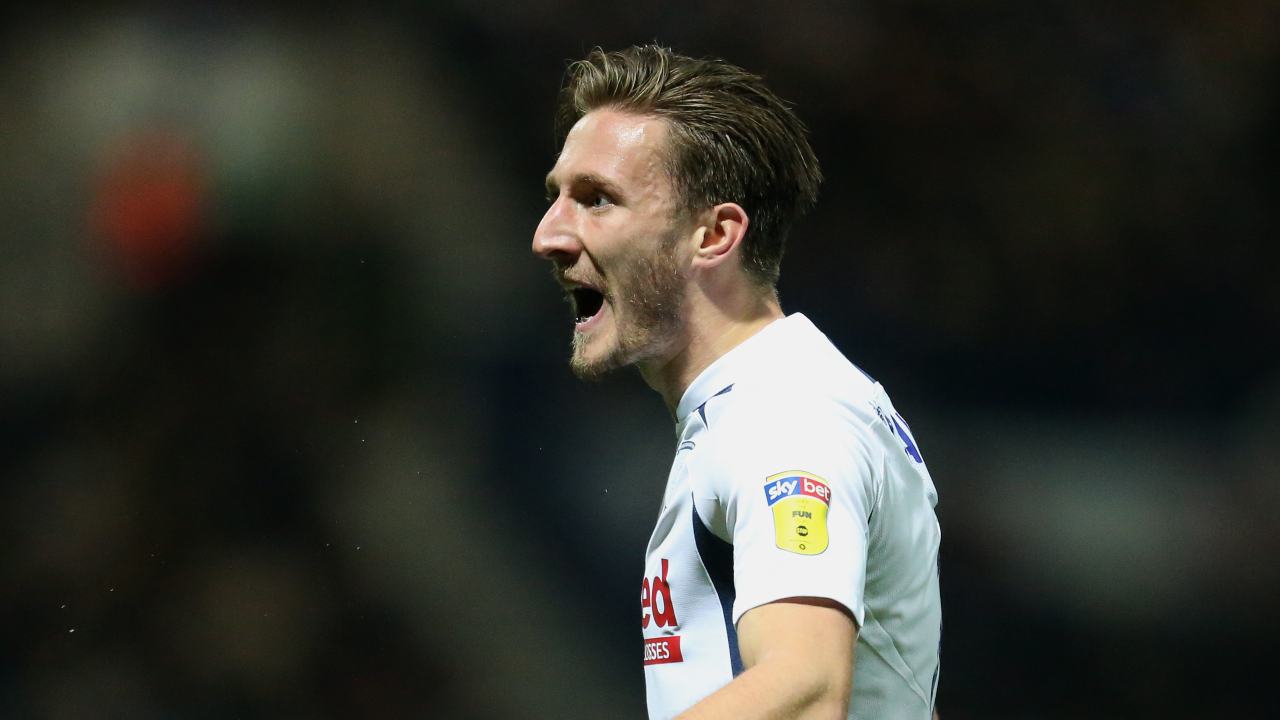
left=558, top=45, right=822, bottom=287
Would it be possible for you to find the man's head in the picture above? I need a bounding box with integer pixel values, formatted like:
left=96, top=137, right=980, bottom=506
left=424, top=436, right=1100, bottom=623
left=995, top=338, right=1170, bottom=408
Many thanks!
left=559, top=45, right=821, bottom=287
left=533, top=45, right=821, bottom=380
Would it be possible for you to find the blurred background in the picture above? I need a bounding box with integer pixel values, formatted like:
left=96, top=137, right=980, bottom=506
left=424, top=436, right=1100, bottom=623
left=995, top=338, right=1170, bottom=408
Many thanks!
left=1, top=1, right=1275, bottom=718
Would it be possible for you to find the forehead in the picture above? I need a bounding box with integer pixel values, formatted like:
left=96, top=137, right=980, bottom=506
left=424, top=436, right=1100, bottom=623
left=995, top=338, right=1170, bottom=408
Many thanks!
left=548, top=110, right=671, bottom=190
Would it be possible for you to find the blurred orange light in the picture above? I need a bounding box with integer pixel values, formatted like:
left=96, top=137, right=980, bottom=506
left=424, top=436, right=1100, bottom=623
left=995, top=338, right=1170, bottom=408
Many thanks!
left=90, top=128, right=207, bottom=290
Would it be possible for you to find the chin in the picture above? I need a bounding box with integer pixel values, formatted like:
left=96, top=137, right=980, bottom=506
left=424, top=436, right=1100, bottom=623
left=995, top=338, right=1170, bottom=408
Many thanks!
left=569, top=333, right=623, bottom=381
left=570, top=352, right=620, bottom=381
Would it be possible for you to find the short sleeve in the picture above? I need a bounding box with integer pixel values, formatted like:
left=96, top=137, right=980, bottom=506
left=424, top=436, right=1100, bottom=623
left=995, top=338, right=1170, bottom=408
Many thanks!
left=702, top=398, right=878, bottom=628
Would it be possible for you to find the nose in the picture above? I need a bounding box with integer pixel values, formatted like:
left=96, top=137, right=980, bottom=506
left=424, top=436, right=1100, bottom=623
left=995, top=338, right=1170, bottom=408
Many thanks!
left=532, top=196, right=582, bottom=262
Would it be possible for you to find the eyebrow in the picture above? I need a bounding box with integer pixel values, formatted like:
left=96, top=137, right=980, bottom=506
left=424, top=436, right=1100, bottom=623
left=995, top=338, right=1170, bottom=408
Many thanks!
left=544, top=172, right=625, bottom=200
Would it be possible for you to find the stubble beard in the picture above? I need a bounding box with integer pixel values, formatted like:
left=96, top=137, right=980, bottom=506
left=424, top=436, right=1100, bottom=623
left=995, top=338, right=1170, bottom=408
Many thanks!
left=570, top=235, right=686, bottom=381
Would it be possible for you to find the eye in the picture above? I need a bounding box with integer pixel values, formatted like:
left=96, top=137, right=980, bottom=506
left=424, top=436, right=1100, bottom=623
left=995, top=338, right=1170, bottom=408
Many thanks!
left=588, top=193, right=613, bottom=209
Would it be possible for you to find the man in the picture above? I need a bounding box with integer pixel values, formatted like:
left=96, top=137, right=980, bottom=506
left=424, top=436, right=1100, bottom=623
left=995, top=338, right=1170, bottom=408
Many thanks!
left=533, top=45, right=942, bottom=720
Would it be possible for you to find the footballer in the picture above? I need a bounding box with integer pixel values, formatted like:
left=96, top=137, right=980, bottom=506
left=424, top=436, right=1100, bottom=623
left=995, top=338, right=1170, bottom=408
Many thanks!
left=533, top=45, right=942, bottom=720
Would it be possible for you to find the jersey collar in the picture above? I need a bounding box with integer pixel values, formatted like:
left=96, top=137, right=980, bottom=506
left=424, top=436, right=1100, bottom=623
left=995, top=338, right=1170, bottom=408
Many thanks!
left=674, top=313, right=816, bottom=427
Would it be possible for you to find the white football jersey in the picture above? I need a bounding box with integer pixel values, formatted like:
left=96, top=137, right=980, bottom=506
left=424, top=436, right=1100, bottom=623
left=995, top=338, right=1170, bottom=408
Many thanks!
left=641, top=314, right=941, bottom=720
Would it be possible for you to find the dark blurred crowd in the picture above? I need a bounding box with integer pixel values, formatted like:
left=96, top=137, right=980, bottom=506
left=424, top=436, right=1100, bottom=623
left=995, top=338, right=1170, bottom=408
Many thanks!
left=1, top=2, right=1275, bottom=718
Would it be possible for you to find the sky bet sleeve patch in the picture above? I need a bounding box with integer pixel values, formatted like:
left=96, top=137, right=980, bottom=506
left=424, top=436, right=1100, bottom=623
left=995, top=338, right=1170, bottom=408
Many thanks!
left=763, top=471, right=832, bottom=555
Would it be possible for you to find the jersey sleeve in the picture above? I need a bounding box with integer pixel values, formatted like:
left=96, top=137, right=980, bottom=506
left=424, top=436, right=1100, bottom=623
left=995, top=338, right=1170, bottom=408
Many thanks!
left=703, top=395, right=879, bottom=628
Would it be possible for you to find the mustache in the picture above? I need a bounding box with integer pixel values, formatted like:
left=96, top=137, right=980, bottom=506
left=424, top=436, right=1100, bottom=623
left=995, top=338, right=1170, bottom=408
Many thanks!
left=550, top=264, right=605, bottom=292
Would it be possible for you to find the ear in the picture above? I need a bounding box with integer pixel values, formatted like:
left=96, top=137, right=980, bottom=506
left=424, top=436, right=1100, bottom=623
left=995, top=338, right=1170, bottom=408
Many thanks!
left=692, top=202, right=749, bottom=270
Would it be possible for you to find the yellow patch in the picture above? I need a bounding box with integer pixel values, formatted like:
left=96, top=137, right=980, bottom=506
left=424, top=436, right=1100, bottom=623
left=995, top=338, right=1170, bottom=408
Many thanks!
left=763, top=471, right=831, bottom=555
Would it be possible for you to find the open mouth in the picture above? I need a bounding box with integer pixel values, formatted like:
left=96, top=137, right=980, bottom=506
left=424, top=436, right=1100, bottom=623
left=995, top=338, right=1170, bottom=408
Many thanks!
left=568, top=285, right=606, bottom=325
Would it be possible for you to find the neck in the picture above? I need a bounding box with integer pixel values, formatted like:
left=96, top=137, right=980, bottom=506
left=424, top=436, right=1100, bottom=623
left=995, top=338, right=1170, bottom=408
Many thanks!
left=639, top=287, right=783, bottom=417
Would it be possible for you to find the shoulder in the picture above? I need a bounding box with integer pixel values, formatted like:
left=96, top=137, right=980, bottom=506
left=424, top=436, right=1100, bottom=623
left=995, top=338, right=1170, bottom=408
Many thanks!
left=691, top=373, right=884, bottom=499
left=712, top=350, right=883, bottom=445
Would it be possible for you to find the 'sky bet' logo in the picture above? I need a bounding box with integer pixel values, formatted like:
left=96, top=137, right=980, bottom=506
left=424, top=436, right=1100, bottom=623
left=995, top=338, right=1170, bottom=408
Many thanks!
left=763, top=471, right=832, bottom=555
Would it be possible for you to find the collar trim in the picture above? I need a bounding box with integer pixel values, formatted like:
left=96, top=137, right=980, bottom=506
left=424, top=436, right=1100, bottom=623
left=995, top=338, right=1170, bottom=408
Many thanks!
left=674, top=313, right=812, bottom=425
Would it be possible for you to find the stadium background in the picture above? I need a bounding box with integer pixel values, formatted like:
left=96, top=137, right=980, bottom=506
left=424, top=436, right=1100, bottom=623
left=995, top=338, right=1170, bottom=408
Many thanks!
left=1, top=2, right=1274, bottom=718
